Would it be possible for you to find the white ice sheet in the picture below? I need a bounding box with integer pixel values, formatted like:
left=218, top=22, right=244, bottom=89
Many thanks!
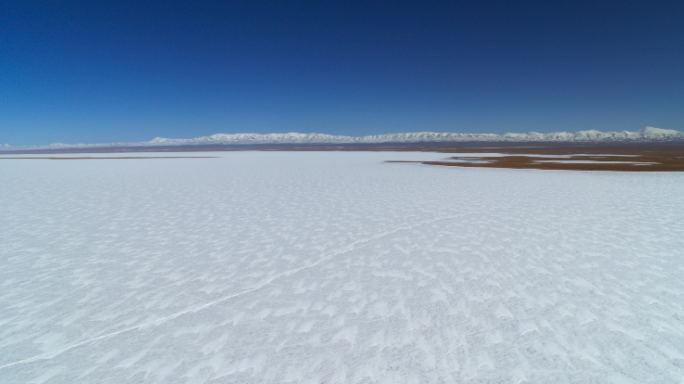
left=1, top=151, right=683, bottom=383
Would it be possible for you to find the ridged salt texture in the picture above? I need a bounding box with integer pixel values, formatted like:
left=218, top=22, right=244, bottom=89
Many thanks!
left=1, top=151, right=683, bottom=383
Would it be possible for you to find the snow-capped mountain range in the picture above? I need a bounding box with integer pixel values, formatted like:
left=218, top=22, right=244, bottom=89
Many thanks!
left=3, top=127, right=683, bottom=150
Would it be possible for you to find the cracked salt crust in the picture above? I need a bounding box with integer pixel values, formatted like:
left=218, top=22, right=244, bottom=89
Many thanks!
left=1, top=151, right=683, bottom=383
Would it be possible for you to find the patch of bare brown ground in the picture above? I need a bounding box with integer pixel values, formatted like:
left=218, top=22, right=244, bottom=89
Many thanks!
left=388, top=143, right=684, bottom=172
left=2, top=141, right=683, bottom=171
left=0, top=156, right=217, bottom=160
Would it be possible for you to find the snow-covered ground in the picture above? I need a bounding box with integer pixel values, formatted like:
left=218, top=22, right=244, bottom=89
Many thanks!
left=1, top=151, right=683, bottom=384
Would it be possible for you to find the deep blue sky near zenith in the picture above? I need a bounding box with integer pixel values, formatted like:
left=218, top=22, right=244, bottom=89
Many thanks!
left=1, top=1, right=683, bottom=145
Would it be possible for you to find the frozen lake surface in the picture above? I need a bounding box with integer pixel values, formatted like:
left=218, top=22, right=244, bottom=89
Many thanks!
left=1, top=151, right=683, bottom=383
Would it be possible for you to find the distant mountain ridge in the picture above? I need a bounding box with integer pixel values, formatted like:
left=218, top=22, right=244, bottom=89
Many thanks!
left=4, top=127, right=683, bottom=150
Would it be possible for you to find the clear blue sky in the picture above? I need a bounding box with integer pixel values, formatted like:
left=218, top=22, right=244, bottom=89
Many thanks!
left=2, top=1, right=683, bottom=145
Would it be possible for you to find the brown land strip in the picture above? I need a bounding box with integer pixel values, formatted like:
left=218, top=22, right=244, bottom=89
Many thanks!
left=382, top=142, right=684, bottom=171
left=426, top=157, right=682, bottom=172
left=2, top=141, right=683, bottom=171
left=391, top=153, right=684, bottom=172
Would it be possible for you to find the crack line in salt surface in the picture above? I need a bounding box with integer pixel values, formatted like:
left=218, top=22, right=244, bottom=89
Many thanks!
left=0, top=215, right=460, bottom=370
